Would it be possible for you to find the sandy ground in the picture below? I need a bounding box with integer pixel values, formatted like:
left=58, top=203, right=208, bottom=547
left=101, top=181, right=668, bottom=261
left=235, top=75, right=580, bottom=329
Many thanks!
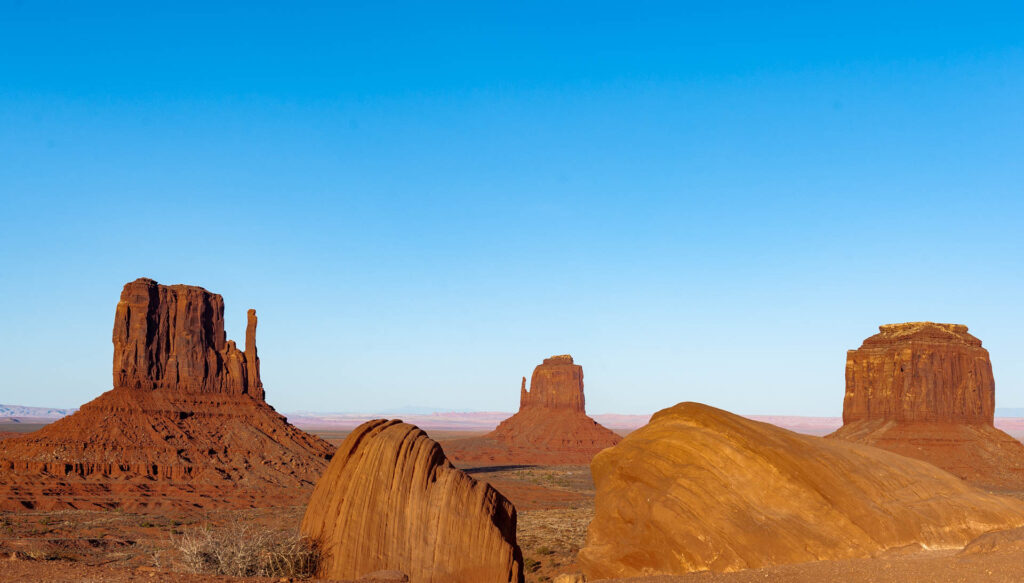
left=600, top=549, right=1024, bottom=582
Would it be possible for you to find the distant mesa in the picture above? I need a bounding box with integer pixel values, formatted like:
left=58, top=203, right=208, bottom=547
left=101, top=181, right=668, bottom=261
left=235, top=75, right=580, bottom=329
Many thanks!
left=443, top=355, right=621, bottom=465
left=0, top=277, right=333, bottom=511
left=578, top=402, right=1024, bottom=579
left=828, top=322, right=1024, bottom=489
left=302, top=419, right=523, bottom=583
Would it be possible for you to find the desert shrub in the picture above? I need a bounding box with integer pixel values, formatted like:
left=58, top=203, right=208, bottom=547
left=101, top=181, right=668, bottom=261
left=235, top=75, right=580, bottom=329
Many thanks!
left=173, top=522, right=322, bottom=578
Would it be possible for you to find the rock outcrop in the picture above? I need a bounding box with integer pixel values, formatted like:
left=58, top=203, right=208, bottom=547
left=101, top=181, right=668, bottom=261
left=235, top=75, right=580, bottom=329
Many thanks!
left=841, top=322, right=993, bottom=424
left=301, top=419, right=523, bottom=583
left=578, top=402, right=1024, bottom=579
left=829, top=322, right=1024, bottom=490
left=0, top=278, right=333, bottom=511
left=113, top=278, right=264, bottom=398
left=443, top=355, right=621, bottom=465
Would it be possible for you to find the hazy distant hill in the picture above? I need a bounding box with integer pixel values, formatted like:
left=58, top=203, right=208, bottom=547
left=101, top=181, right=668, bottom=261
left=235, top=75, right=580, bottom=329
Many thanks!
left=0, top=404, right=77, bottom=420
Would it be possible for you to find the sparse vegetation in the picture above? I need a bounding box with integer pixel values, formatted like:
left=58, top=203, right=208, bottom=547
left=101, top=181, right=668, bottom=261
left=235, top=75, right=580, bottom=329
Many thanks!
left=173, top=522, right=322, bottom=578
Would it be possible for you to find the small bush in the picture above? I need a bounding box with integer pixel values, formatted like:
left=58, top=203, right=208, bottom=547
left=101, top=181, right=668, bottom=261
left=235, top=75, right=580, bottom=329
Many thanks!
left=173, top=523, right=322, bottom=578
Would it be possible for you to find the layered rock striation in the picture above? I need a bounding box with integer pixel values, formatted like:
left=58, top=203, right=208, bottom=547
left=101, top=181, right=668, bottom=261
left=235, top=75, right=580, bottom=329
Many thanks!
left=579, top=402, right=1024, bottom=579
left=0, top=278, right=333, bottom=511
left=841, top=322, right=993, bottom=424
left=444, top=355, right=621, bottom=465
left=301, top=419, right=523, bottom=583
left=829, top=322, right=1024, bottom=490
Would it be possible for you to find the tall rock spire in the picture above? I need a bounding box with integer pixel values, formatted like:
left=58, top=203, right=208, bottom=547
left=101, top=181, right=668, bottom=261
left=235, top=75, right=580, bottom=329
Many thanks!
left=245, top=309, right=264, bottom=400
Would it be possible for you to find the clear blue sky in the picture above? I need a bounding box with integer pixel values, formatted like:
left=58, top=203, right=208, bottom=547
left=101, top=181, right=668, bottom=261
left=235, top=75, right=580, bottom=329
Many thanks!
left=1, top=2, right=1022, bottom=415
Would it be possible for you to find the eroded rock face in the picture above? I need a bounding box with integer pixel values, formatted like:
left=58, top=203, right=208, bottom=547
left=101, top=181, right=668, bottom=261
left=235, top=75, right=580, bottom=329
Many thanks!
left=579, top=402, right=1024, bottom=579
left=0, top=278, right=332, bottom=511
left=830, top=322, right=1024, bottom=489
left=301, top=419, right=523, bottom=583
left=113, top=277, right=264, bottom=398
left=520, top=355, right=585, bottom=412
left=842, top=322, right=994, bottom=424
left=443, top=355, right=620, bottom=465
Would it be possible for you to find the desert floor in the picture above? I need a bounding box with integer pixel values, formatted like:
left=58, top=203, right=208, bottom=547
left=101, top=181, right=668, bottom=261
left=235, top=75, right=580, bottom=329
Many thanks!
left=3, top=427, right=1024, bottom=582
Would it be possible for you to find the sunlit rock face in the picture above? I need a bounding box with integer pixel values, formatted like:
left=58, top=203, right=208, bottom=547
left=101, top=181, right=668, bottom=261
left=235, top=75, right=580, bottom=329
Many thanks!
left=830, top=322, right=1024, bottom=490
left=841, top=322, right=993, bottom=424
left=579, top=402, right=1024, bottom=579
left=301, top=419, right=524, bottom=583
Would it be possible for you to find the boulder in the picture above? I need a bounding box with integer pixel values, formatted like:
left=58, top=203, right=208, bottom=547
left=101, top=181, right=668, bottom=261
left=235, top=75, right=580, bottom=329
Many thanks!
left=578, top=402, right=1024, bottom=578
left=301, top=419, right=523, bottom=583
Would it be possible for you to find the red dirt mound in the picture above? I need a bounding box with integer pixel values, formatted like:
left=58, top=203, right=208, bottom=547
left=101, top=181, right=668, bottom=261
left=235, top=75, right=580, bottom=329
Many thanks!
left=302, top=419, right=523, bottom=583
left=0, top=278, right=333, bottom=511
left=443, top=355, right=621, bottom=465
left=828, top=322, right=1024, bottom=490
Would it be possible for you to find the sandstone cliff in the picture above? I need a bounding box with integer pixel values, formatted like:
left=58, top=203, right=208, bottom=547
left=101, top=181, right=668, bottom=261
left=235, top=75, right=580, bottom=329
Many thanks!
left=579, top=402, right=1024, bottom=579
left=443, top=355, right=620, bottom=465
left=301, top=419, right=523, bottom=583
left=113, top=278, right=264, bottom=398
left=829, top=322, right=1024, bottom=489
left=842, top=322, right=993, bottom=424
left=0, top=278, right=332, bottom=511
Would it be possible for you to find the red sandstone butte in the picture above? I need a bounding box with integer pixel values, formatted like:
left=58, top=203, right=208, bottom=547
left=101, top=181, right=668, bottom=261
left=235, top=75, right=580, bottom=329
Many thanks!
left=443, top=355, right=621, bottom=465
left=0, top=278, right=333, bottom=511
left=302, top=419, right=524, bottom=583
left=828, top=322, right=1024, bottom=490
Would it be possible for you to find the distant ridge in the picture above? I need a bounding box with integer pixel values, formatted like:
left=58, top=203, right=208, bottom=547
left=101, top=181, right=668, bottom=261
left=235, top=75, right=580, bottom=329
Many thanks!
left=0, top=404, right=77, bottom=420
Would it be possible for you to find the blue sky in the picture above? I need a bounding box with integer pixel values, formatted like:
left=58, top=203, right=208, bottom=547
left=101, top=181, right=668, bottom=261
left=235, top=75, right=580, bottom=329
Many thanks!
left=1, top=2, right=1022, bottom=415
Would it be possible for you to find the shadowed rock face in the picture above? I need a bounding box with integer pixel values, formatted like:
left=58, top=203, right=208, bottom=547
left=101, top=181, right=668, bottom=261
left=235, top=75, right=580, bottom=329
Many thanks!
left=113, top=277, right=264, bottom=398
left=443, top=355, right=620, bottom=465
left=830, top=322, right=1024, bottom=490
left=0, top=278, right=332, bottom=511
left=842, top=322, right=993, bottom=424
left=301, top=419, right=524, bottom=583
left=578, top=402, right=1024, bottom=579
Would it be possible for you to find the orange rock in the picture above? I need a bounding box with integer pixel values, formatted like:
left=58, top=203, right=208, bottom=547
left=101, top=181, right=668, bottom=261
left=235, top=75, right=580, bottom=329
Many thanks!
left=829, top=322, right=1024, bottom=489
left=578, top=402, right=1024, bottom=579
left=301, top=419, right=523, bottom=583
left=444, top=355, right=620, bottom=465
left=841, top=322, right=993, bottom=423
left=0, top=278, right=333, bottom=510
